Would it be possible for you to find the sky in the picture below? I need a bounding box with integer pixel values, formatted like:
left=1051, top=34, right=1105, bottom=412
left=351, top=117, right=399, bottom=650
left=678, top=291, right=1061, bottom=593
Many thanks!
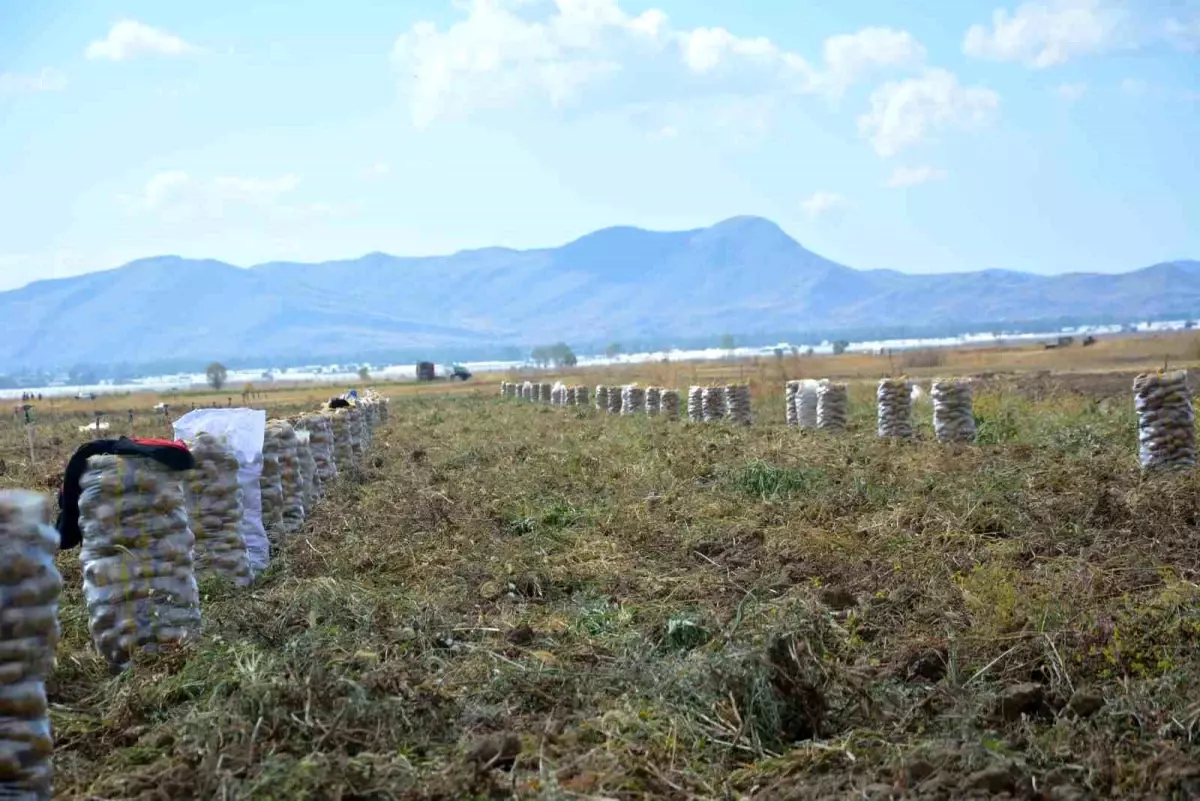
left=0, top=0, right=1197, bottom=291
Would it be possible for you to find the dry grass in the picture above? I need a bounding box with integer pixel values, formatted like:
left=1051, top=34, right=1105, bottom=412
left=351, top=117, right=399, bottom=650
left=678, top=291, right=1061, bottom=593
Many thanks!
left=4, top=347, right=1200, bottom=798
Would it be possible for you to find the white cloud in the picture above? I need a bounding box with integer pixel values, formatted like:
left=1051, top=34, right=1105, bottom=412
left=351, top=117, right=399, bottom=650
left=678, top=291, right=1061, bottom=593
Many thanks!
left=886, top=165, right=948, bottom=188
left=801, top=191, right=847, bottom=218
left=963, top=0, right=1124, bottom=67
left=817, top=27, right=927, bottom=95
left=124, top=171, right=320, bottom=225
left=859, top=69, right=1000, bottom=157
left=1055, top=82, right=1088, bottom=101
left=86, top=20, right=198, bottom=61
left=1165, top=17, right=1200, bottom=52
left=0, top=68, right=67, bottom=94
left=391, top=0, right=926, bottom=127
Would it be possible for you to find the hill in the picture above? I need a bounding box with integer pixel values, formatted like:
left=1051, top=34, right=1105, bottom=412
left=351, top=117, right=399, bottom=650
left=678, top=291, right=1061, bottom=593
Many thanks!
left=1, top=216, right=1195, bottom=371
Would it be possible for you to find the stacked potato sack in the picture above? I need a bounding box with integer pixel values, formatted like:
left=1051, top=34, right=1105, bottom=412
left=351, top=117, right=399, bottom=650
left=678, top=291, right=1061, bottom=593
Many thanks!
left=621, top=385, right=646, bottom=415
left=1133, top=370, right=1195, bottom=470
left=300, top=414, right=338, bottom=487
left=725, top=384, right=752, bottom=426
left=785, top=381, right=800, bottom=426
left=270, top=421, right=305, bottom=534
left=295, top=429, right=320, bottom=512
left=797, top=380, right=819, bottom=429
left=500, top=382, right=509, bottom=397
left=816, top=380, right=849, bottom=432
left=565, top=386, right=577, bottom=406
left=259, top=425, right=285, bottom=532
left=78, top=455, right=202, bottom=671
left=687, top=387, right=703, bottom=422
left=702, top=386, right=726, bottom=422
left=931, top=378, right=977, bottom=443
left=595, top=386, right=610, bottom=412
left=575, top=386, right=590, bottom=407
left=327, top=409, right=355, bottom=475
left=877, top=378, right=915, bottom=439
left=347, top=406, right=366, bottom=464
left=552, top=382, right=567, bottom=405
left=0, top=491, right=61, bottom=799
left=182, top=433, right=252, bottom=587
left=646, top=387, right=662, bottom=416
left=378, top=397, right=390, bottom=423
left=609, top=386, right=625, bottom=414
left=538, top=383, right=552, bottom=403
left=660, top=389, right=681, bottom=421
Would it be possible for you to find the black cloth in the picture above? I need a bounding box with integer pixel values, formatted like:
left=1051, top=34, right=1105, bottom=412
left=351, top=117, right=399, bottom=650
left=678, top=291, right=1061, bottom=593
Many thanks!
left=55, top=437, right=195, bottom=550
left=328, top=397, right=351, bottom=409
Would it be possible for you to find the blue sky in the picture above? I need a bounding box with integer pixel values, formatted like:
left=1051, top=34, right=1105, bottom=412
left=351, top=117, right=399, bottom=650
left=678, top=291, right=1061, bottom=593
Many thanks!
left=0, top=0, right=1197, bottom=291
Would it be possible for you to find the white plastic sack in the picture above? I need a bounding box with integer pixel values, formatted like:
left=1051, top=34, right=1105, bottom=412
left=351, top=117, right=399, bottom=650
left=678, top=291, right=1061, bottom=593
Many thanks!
left=173, top=408, right=270, bottom=575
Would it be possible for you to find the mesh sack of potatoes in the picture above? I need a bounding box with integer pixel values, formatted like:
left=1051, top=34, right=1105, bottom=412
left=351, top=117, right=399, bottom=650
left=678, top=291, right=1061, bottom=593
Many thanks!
left=500, top=382, right=510, bottom=398
left=621, top=385, right=646, bottom=415
left=537, top=383, right=551, bottom=403
left=608, top=386, right=624, bottom=415
left=646, top=387, right=661, bottom=416
left=785, top=381, right=800, bottom=427
left=931, top=378, right=977, bottom=443
left=1134, top=370, right=1195, bottom=470
left=566, top=386, right=577, bottom=406
left=299, top=414, right=338, bottom=487
left=0, top=491, right=62, bottom=800
left=378, top=397, right=390, bottom=423
left=816, top=380, right=849, bottom=432
left=660, top=389, right=681, bottom=421
left=797, top=380, right=819, bottom=429
left=295, top=429, right=321, bottom=511
left=724, top=384, right=752, bottom=426
left=259, top=424, right=285, bottom=532
left=334, top=409, right=358, bottom=469
left=346, top=407, right=365, bottom=464
left=877, top=378, right=915, bottom=439
left=702, top=386, right=726, bottom=422
left=269, top=421, right=305, bottom=535
left=687, top=387, right=703, bottom=422
left=78, top=455, right=202, bottom=671
left=595, top=385, right=609, bottom=411
left=350, top=405, right=369, bottom=454
left=173, top=408, right=269, bottom=577
left=575, top=386, right=589, bottom=407
left=182, top=433, right=252, bottom=588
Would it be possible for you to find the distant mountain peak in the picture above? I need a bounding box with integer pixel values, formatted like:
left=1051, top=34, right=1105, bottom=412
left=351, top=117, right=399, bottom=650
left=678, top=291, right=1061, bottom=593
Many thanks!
left=0, top=216, right=1194, bottom=373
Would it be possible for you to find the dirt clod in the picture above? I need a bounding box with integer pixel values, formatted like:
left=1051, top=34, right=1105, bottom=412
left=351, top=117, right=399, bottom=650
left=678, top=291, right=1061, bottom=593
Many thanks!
left=1068, top=689, right=1105, bottom=718
left=465, top=732, right=521, bottom=771
left=997, top=682, right=1045, bottom=721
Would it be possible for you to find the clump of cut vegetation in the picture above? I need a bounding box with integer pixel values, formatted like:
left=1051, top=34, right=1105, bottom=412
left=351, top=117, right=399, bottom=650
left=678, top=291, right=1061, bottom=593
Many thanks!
left=3, top=367, right=1200, bottom=798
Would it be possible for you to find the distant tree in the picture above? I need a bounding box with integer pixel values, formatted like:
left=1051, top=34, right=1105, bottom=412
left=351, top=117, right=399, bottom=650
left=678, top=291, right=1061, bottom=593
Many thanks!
left=805, top=347, right=815, bottom=357
left=530, top=346, right=551, bottom=368
left=773, top=348, right=784, bottom=360
left=832, top=340, right=850, bottom=356
left=604, top=342, right=622, bottom=359
left=358, top=367, right=371, bottom=381
left=206, top=362, right=228, bottom=390
left=548, top=342, right=577, bottom=368
left=720, top=334, right=736, bottom=352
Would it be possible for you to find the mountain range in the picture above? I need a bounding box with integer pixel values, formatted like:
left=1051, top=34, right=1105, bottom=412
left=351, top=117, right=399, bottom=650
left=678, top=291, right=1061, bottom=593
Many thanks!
left=2, top=215, right=1196, bottom=372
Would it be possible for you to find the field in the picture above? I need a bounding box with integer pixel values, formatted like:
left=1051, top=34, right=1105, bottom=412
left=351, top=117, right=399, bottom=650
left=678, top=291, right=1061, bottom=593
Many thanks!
left=4, top=334, right=1200, bottom=799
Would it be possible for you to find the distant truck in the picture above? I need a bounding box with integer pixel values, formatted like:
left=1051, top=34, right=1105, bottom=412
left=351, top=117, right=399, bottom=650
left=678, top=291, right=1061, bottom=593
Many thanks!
left=416, top=362, right=472, bottom=382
